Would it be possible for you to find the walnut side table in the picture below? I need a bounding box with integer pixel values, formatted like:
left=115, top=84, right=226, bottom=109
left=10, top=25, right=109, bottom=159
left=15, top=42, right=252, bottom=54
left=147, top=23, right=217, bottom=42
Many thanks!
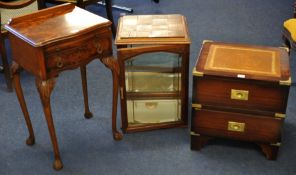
left=5, top=4, right=122, bottom=170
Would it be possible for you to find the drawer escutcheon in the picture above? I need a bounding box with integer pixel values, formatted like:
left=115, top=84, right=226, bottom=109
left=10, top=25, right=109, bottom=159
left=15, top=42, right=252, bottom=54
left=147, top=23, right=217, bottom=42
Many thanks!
left=227, top=121, right=245, bottom=132
left=230, top=89, right=249, bottom=101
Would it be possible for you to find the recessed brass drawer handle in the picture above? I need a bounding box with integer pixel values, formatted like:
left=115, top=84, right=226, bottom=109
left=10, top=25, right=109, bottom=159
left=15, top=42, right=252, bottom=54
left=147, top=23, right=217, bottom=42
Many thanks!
left=227, top=121, right=245, bottom=132
left=230, top=89, right=249, bottom=101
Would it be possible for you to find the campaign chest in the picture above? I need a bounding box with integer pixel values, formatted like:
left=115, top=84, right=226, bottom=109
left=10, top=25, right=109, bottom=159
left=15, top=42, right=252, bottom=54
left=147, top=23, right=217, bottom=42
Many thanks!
left=191, top=41, right=291, bottom=160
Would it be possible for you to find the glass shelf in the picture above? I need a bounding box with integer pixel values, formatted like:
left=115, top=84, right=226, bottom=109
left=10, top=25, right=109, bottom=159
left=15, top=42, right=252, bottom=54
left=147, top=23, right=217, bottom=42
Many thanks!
left=124, top=51, right=182, bottom=125
left=125, top=52, right=181, bottom=93
left=127, top=99, right=181, bottom=124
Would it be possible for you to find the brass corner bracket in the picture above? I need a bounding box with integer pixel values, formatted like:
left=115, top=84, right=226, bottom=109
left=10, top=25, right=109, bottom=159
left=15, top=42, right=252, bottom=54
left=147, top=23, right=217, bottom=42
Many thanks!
left=190, top=131, right=200, bottom=136
left=275, top=113, right=286, bottom=119
left=202, top=40, right=213, bottom=44
left=192, top=67, right=204, bottom=77
left=279, top=46, right=290, bottom=53
left=279, top=77, right=291, bottom=86
left=192, top=103, right=202, bottom=110
left=270, top=142, right=281, bottom=147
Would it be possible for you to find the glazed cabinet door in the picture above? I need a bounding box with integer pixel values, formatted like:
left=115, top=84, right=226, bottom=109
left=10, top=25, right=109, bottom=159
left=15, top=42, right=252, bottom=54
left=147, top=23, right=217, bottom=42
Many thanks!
left=117, top=44, right=189, bottom=133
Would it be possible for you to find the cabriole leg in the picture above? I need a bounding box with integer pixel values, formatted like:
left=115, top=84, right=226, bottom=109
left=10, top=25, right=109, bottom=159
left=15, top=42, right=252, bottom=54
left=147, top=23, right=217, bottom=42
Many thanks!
left=35, top=78, right=63, bottom=170
left=100, top=56, right=123, bottom=140
left=80, top=65, right=93, bottom=119
left=11, top=62, right=35, bottom=145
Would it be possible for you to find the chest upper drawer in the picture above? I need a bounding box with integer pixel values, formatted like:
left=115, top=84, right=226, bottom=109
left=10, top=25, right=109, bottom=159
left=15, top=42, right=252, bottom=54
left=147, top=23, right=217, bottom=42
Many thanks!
left=192, top=76, right=289, bottom=114
left=44, top=30, right=112, bottom=74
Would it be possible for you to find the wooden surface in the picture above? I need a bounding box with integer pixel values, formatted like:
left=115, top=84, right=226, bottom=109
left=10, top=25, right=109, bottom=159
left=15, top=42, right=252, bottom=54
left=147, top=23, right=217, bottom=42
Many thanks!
left=5, top=3, right=111, bottom=47
left=6, top=4, right=122, bottom=170
left=115, top=14, right=191, bottom=45
left=191, top=41, right=290, bottom=160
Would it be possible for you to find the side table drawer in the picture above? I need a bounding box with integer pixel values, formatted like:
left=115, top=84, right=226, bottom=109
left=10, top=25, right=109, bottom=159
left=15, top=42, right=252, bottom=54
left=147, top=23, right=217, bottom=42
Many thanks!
left=45, top=33, right=112, bottom=75
left=191, top=108, right=282, bottom=143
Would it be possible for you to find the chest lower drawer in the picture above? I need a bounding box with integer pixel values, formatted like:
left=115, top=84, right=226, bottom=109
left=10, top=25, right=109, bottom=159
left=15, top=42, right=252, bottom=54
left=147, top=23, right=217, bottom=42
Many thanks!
left=191, top=108, right=282, bottom=143
left=193, top=76, right=289, bottom=114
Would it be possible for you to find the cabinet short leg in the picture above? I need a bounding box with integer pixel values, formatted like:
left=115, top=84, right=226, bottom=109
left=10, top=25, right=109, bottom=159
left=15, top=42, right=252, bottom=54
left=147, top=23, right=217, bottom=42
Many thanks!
left=80, top=66, right=93, bottom=119
left=100, top=57, right=123, bottom=140
left=258, top=143, right=279, bottom=160
left=191, top=135, right=211, bottom=151
left=11, top=62, right=35, bottom=145
left=36, top=78, right=63, bottom=170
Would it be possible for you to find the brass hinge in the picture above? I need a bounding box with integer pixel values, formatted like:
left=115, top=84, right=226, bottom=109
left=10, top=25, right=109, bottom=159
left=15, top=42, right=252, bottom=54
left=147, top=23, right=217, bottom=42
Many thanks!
left=279, top=77, right=291, bottom=86
left=190, top=131, right=200, bottom=136
left=192, top=103, right=202, bottom=110
left=192, top=67, right=204, bottom=77
left=270, top=142, right=281, bottom=147
left=275, top=113, right=286, bottom=119
left=120, top=87, right=124, bottom=99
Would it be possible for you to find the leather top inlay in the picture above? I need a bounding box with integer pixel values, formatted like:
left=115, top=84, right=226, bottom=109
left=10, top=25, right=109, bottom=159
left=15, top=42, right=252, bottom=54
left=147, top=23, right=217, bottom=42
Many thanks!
left=204, top=45, right=281, bottom=78
left=118, top=15, right=186, bottom=38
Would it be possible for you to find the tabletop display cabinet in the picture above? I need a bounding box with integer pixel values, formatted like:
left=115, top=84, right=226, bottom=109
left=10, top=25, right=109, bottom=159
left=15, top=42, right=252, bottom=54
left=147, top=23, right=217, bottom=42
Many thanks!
left=115, top=14, right=191, bottom=133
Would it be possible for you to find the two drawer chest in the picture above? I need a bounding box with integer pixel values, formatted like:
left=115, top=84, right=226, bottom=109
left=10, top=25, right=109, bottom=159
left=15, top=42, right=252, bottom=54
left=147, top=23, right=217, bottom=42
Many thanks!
left=191, top=41, right=291, bottom=160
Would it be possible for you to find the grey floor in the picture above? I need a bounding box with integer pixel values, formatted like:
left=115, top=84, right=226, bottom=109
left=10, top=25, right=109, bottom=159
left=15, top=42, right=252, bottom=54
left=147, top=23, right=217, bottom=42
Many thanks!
left=1, top=0, right=296, bottom=175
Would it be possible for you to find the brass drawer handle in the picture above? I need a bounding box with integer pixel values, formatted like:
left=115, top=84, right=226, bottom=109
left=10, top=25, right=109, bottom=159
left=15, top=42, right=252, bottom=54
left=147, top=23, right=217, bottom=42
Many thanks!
left=230, top=89, right=249, bottom=101
left=227, top=121, right=245, bottom=132
left=56, top=56, right=63, bottom=68
left=95, top=42, right=103, bottom=54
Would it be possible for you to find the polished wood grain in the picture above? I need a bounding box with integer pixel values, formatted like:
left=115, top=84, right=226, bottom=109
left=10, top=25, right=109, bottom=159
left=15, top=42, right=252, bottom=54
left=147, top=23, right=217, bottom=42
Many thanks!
left=191, top=41, right=290, bottom=160
left=5, top=4, right=111, bottom=47
left=5, top=4, right=122, bottom=170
